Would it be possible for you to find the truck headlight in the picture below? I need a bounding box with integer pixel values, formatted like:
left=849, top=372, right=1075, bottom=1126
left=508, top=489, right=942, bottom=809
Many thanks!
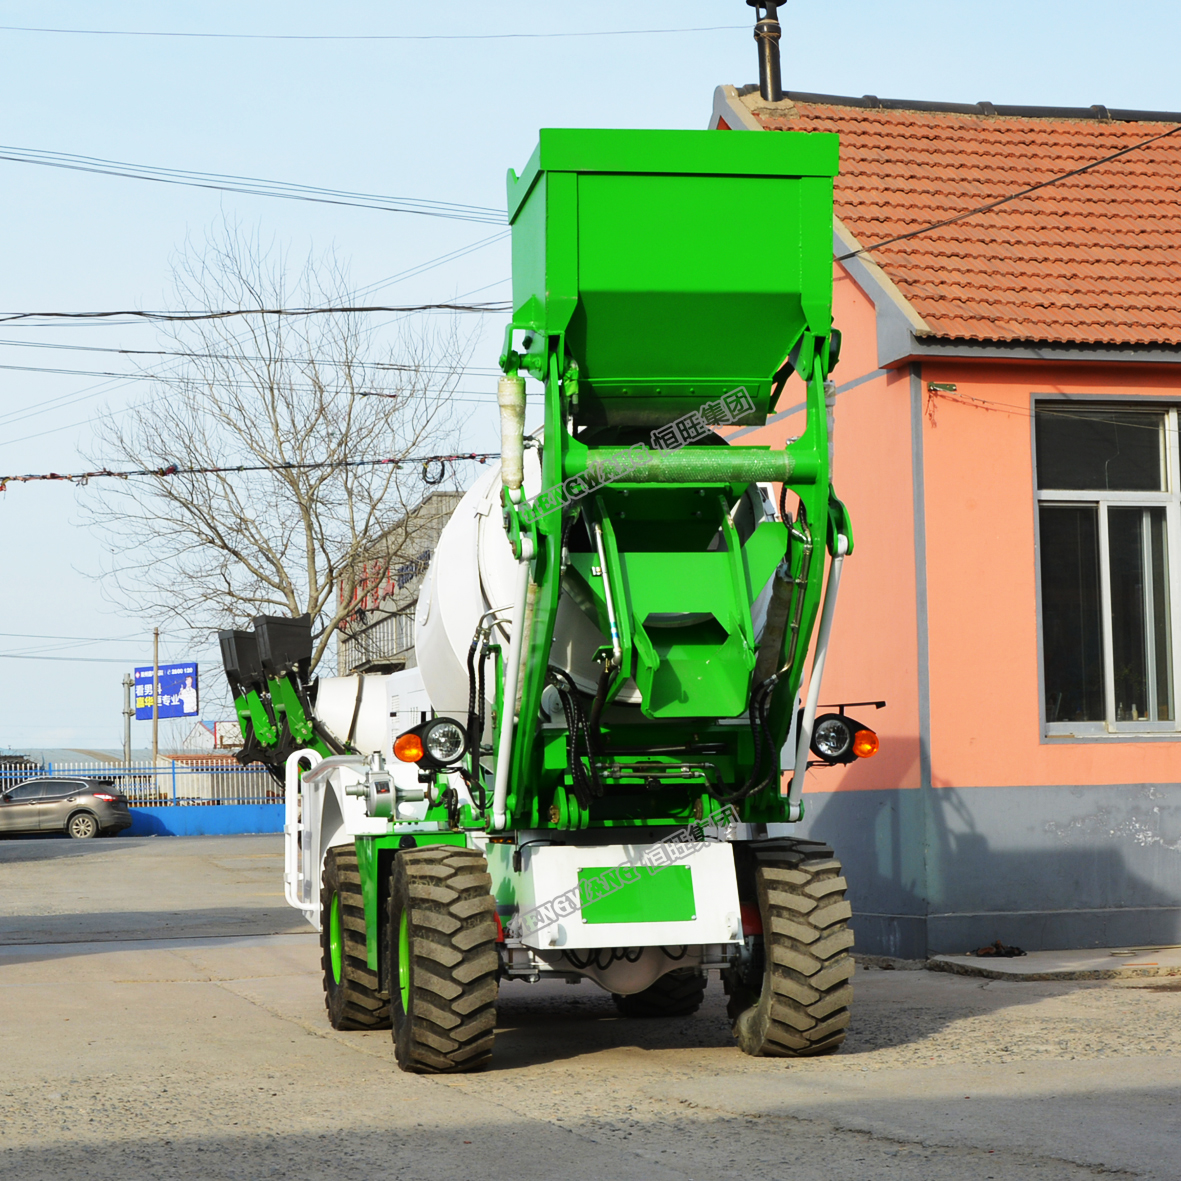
left=423, top=719, right=466, bottom=765
left=810, top=714, right=878, bottom=765
left=393, top=717, right=468, bottom=769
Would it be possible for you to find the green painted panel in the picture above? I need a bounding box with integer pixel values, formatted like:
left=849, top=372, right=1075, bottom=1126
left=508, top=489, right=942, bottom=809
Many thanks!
left=533, top=127, right=838, bottom=180
left=579, top=864, right=696, bottom=924
left=506, top=128, right=834, bottom=423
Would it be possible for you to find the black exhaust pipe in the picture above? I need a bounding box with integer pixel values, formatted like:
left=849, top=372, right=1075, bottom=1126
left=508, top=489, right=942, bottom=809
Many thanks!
left=748, top=1, right=783, bottom=102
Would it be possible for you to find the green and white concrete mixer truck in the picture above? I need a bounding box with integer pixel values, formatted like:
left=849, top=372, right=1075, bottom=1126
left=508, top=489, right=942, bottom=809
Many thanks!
left=219, top=127, right=879, bottom=1073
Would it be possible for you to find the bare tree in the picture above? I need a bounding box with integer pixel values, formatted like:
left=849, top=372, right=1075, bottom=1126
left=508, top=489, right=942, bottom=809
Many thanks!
left=86, top=225, right=468, bottom=671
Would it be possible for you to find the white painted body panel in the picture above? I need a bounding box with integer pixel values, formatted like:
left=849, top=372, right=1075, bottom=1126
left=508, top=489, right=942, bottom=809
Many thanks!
left=486, top=840, right=742, bottom=951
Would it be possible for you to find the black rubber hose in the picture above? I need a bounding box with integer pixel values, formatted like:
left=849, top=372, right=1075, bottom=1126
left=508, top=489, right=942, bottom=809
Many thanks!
left=548, top=666, right=605, bottom=807
left=588, top=661, right=613, bottom=750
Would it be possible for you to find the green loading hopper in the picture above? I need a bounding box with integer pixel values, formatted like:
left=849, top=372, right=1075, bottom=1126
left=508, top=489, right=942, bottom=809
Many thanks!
left=506, top=128, right=838, bottom=427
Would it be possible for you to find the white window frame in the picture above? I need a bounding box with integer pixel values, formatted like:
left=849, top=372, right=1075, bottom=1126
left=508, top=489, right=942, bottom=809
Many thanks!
left=1035, top=398, right=1181, bottom=739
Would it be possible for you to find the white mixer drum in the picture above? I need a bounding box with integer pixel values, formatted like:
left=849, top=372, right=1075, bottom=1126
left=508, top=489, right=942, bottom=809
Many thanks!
left=414, top=452, right=641, bottom=721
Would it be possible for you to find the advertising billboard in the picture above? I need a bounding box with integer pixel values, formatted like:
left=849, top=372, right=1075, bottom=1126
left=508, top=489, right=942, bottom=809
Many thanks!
left=134, top=663, right=199, bottom=720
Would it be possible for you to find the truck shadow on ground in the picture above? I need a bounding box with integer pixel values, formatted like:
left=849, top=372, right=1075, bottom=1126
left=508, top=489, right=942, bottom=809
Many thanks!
left=486, top=970, right=1106, bottom=1068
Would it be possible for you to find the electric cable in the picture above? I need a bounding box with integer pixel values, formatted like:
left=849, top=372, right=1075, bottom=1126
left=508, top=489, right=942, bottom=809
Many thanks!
left=0, top=144, right=503, bottom=223
left=0, top=450, right=498, bottom=490
left=0, top=301, right=510, bottom=326
left=836, top=122, right=1181, bottom=262
left=0, top=339, right=504, bottom=376
left=0, top=23, right=747, bottom=42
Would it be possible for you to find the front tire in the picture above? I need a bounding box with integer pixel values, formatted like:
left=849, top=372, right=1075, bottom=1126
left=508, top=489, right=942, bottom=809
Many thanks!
left=727, top=839, right=854, bottom=1057
left=320, top=846, right=390, bottom=1030
left=613, top=967, right=707, bottom=1018
left=388, top=844, right=499, bottom=1073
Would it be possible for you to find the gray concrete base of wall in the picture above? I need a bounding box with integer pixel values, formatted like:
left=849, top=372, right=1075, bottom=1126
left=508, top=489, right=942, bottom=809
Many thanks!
left=784, top=781, right=1181, bottom=959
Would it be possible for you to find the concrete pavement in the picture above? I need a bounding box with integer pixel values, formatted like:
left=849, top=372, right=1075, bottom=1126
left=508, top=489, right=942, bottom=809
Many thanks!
left=0, top=834, right=1178, bottom=1179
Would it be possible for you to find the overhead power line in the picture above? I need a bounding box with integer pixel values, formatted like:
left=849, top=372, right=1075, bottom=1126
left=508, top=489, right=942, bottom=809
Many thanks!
left=0, top=631, right=142, bottom=642
left=0, top=336, right=503, bottom=375
left=836, top=122, right=1181, bottom=262
left=0, top=450, right=500, bottom=491
left=0, top=652, right=145, bottom=663
left=0, top=301, right=511, bottom=326
left=0, top=144, right=504, bottom=223
left=0, top=23, right=745, bottom=42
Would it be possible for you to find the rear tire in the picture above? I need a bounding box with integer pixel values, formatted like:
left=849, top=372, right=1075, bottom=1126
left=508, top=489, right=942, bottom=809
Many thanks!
left=320, top=846, right=390, bottom=1030
left=66, top=812, right=99, bottom=839
left=613, top=967, right=707, bottom=1018
left=727, top=839, right=854, bottom=1057
left=388, top=844, right=499, bottom=1073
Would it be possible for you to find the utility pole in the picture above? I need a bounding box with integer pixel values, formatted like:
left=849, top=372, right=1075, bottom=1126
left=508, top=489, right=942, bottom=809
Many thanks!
left=122, top=673, right=133, bottom=764
left=152, top=627, right=160, bottom=764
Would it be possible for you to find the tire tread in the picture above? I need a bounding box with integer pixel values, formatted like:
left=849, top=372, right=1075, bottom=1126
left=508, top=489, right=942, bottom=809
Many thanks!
left=730, top=839, right=854, bottom=1058
left=320, top=846, right=391, bottom=1031
left=390, top=846, right=499, bottom=1073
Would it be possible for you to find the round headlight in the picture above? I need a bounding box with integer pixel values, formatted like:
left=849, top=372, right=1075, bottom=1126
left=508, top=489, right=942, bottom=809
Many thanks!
left=424, top=719, right=466, bottom=765
left=811, top=715, right=853, bottom=761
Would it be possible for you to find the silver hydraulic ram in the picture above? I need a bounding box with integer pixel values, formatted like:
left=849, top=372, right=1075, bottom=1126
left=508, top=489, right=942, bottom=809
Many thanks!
left=492, top=370, right=530, bottom=831
left=492, top=538, right=533, bottom=830
left=787, top=533, right=849, bottom=822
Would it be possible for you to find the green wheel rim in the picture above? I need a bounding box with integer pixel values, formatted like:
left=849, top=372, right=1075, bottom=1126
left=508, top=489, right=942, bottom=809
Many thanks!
left=328, top=891, right=343, bottom=985
left=397, top=909, right=411, bottom=1013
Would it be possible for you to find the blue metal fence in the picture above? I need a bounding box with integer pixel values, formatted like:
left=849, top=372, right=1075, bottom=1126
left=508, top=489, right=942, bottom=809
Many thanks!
left=0, top=761, right=278, bottom=806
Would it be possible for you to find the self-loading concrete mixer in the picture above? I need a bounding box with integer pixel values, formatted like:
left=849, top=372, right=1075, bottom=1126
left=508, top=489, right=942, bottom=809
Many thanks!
left=220, top=127, right=879, bottom=1073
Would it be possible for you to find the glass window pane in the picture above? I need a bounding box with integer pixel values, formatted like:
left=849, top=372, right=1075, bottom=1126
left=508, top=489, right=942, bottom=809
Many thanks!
left=1036, top=407, right=1165, bottom=491
left=1108, top=506, right=1173, bottom=723
left=1109, top=507, right=1149, bottom=720
left=1040, top=505, right=1105, bottom=722
left=1149, top=510, right=1173, bottom=721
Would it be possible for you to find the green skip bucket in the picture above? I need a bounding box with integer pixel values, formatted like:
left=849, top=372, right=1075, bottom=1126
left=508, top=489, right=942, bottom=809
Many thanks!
left=506, top=128, right=838, bottom=428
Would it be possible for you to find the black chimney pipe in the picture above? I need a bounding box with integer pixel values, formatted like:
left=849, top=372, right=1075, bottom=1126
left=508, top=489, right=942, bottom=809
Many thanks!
left=747, top=1, right=783, bottom=102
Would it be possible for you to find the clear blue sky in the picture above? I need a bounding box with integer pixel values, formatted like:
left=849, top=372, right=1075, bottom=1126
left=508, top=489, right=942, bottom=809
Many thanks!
left=1, top=0, right=1177, bottom=751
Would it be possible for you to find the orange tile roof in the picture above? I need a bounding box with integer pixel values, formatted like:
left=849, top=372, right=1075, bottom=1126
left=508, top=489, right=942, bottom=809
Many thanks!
left=752, top=100, right=1181, bottom=346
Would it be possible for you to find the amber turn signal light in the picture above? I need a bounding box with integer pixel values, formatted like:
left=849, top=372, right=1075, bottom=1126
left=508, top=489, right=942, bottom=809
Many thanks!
left=393, top=733, right=425, bottom=763
left=852, top=729, right=879, bottom=759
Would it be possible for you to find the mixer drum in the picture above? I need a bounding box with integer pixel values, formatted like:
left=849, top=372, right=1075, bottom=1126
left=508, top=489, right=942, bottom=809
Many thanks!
left=414, top=454, right=640, bottom=721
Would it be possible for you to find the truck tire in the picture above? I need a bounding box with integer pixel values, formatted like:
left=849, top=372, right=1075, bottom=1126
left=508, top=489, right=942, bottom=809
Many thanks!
left=728, top=839, right=854, bottom=1057
left=387, top=844, right=499, bottom=1073
left=613, top=967, right=707, bottom=1018
left=320, top=846, right=391, bottom=1030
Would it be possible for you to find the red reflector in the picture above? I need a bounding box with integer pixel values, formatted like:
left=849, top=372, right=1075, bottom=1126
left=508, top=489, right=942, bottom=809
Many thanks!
left=493, top=911, right=505, bottom=943
left=740, top=901, right=763, bottom=936
left=92, top=793, right=117, bottom=802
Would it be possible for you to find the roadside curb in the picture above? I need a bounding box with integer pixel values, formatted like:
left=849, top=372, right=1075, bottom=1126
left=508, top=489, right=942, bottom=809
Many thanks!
left=927, top=947, right=1181, bottom=982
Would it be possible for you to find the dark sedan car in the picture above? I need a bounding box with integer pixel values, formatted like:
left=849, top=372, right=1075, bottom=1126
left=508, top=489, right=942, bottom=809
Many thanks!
left=0, top=777, right=133, bottom=838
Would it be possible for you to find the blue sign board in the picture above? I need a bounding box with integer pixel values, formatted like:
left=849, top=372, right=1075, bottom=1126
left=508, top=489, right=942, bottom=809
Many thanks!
left=135, top=663, right=199, bottom=720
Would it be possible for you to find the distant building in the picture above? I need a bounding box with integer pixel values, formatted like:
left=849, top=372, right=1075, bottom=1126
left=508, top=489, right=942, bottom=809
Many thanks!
left=337, top=489, right=464, bottom=674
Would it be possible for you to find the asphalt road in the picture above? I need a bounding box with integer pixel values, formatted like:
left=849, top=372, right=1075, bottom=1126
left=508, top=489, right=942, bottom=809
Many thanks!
left=0, top=834, right=1178, bottom=1180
